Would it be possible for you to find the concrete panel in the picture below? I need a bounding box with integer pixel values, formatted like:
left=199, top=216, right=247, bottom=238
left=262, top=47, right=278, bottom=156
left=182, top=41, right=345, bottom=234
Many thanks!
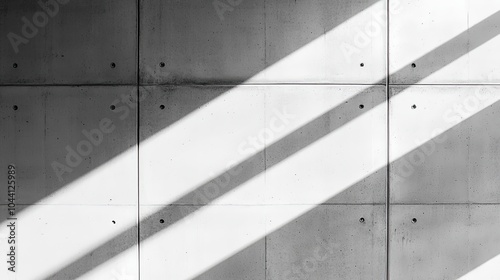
left=140, top=205, right=266, bottom=280
left=264, top=85, right=387, bottom=204
left=139, top=85, right=386, bottom=205
left=390, top=86, right=500, bottom=203
left=266, top=205, right=386, bottom=280
left=139, top=85, right=266, bottom=205
left=390, top=204, right=500, bottom=280
left=0, top=86, right=137, bottom=205
left=0, top=0, right=136, bottom=84
left=139, top=0, right=384, bottom=84
left=261, top=0, right=386, bottom=84
left=139, top=0, right=266, bottom=84
left=0, top=205, right=138, bottom=280
left=390, top=0, right=500, bottom=84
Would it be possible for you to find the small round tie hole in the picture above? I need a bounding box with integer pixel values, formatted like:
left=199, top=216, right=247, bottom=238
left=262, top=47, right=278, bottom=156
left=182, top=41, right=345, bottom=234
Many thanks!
left=411, top=63, right=416, bottom=68
left=360, top=63, right=364, bottom=67
left=110, top=62, right=116, bottom=68
left=159, top=219, right=165, bottom=224
left=359, top=104, right=364, bottom=109
left=13, top=105, right=18, bottom=111
left=411, top=104, right=417, bottom=109
left=13, top=63, right=18, bottom=68
left=359, top=217, right=365, bottom=223
left=110, top=105, right=116, bottom=111
left=412, top=218, right=417, bottom=224
left=159, top=104, right=165, bottom=110
left=159, top=62, right=165, bottom=68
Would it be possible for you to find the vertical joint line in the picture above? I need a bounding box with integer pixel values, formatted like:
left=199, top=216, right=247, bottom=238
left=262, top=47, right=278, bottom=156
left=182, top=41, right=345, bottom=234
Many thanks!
left=385, top=0, right=391, bottom=279
left=136, top=0, right=141, bottom=279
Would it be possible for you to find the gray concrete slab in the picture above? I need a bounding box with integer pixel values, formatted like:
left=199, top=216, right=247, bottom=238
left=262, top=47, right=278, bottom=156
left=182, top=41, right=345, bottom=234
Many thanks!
left=0, top=0, right=137, bottom=84
left=264, top=0, right=386, bottom=84
left=266, top=205, right=386, bottom=280
left=0, top=205, right=138, bottom=280
left=0, top=86, right=137, bottom=205
left=390, top=204, right=500, bottom=280
left=139, top=0, right=266, bottom=85
left=264, top=85, right=387, bottom=205
left=138, top=85, right=266, bottom=206
left=390, top=0, right=500, bottom=84
left=139, top=205, right=267, bottom=280
left=390, top=86, right=500, bottom=203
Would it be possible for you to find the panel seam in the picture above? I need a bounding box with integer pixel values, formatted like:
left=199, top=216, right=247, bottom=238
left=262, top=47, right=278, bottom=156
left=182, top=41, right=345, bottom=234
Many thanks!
left=386, top=0, right=391, bottom=279
left=136, top=0, right=141, bottom=279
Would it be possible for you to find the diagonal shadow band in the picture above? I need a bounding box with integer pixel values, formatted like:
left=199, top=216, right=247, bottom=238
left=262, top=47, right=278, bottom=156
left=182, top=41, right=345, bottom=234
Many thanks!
left=47, top=10, right=500, bottom=280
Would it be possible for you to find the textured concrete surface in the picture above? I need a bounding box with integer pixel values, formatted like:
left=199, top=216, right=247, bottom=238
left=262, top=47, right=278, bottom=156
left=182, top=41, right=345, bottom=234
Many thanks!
left=390, top=86, right=500, bottom=203
left=390, top=0, right=500, bottom=84
left=390, top=205, right=500, bottom=280
left=266, top=205, right=386, bottom=280
left=0, top=205, right=138, bottom=280
left=0, top=0, right=137, bottom=84
left=0, top=86, right=137, bottom=205
left=1, top=0, right=499, bottom=279
left=140, top=205, right=267, bottom=280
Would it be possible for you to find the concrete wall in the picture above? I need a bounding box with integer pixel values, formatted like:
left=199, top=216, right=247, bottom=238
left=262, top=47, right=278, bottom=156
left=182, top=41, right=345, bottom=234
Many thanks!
left=0, top=0, right=499, bottom=279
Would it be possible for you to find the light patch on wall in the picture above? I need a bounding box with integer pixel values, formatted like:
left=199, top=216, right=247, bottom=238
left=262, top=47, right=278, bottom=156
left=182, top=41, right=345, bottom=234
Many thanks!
left=458, top=254, right=500, bottom=280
